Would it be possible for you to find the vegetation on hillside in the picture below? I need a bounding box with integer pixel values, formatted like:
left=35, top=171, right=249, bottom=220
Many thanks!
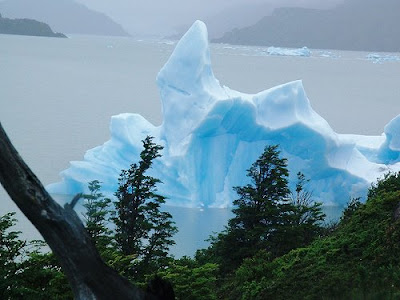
left=2, top=141, right=400, bottom=299
left=0, top=13, right=66, bottom=37
left=224, top=178, right=400, bottom=299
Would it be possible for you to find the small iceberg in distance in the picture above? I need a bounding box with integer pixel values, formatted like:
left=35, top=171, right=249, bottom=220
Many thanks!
left=47, top=20, right=400, bottom=208
left=318, top=50, right=340, bottom=59
left=266, top=46, right=311, bottom=57
left=366, top=53, right=400, bottom=64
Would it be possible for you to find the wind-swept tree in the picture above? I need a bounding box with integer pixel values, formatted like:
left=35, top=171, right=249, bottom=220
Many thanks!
left=230, top=145, right=292, bottom=257
left=0, top=122, right=168, bottom=299
left=82, top=180, right=113, bottom=250
left=286, top=172, right=326, bottom=251
left=113, top=136, right=177, bottom=278
left=205, top=145, right=291, bottom=272
left=204, top=145, right=325, bottom=274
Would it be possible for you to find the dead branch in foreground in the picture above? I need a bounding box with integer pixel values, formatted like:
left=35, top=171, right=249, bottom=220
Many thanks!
left=0, top=122, right=157, bottom=300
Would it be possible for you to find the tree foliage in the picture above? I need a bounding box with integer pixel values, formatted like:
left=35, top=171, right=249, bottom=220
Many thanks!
left=0, top=212, right=27, bottom=298
left=226, top=172, right=400, bottom=299
left=81, top=180, right=136, bottom=279
left=158, top=257, right=218, bottom=300
left=288, top=172, right=326, bottom=249
left=204, top=145, right=325, bottom=274
left=230, top=145, right=291, bottom=253
left=0, top=213, right=72, bottom=299
left=82, top=180, right=113, bottom=251
left=113, top=136, right=177, bottom=278
left=14, top=250, right=72, bottom=300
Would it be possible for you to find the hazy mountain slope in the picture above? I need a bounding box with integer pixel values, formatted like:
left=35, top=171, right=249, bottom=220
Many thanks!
left=200, top=3, right=274, bottom=39
left=0, top=0, right=129, bottom=36
left=214, top=0, right=400, bottom=52
left=73, top=0, right=343, bottom=38
left=0, top=13, right=66, bottom=37
left=203, top=0, right=342, bottom=39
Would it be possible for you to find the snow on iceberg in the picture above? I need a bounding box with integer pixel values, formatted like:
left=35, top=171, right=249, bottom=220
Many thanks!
left=47, top=20, right=400, bottom=208
left=266, top=46, right=311, bottom=57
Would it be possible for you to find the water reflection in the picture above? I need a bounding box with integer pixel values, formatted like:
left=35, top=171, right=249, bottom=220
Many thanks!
left=54, top=194, right=343, bottom=258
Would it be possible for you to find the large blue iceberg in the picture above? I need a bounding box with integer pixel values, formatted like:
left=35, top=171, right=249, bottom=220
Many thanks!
left=47, top=21, right=400, bottom=208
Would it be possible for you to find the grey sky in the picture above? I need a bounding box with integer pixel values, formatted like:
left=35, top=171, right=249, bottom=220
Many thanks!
left=75, top=0, right=345, bottom=37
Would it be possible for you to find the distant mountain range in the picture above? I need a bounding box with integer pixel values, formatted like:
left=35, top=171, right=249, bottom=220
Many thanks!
left=0, top=0, right=129, bottom=36
left=0, top=13, right=66, bottom=37
left=214, top=0, right=400, bottom=52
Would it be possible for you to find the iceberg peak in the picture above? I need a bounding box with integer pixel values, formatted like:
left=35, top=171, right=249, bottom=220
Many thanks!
left=157, top=20, right=224, bottom=155
left=157, top=20, right=219, bottom=95
left=47, top=21, right=400, bottom=208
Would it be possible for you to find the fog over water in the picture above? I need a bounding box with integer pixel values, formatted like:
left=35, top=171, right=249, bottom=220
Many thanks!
left=1, top=34, right=399, bottom=255
left=75, top=0, right=344, bottom=36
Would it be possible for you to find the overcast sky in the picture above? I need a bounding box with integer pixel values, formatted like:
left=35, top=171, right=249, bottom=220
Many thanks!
left=75, top=0, right=345, bottom=37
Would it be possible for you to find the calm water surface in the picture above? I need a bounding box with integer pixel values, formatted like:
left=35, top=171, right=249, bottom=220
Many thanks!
left=0, top=34, right=399, bottom=256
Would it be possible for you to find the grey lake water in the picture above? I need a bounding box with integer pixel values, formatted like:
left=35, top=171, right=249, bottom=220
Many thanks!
left=1, top=34, right=399, bottom=257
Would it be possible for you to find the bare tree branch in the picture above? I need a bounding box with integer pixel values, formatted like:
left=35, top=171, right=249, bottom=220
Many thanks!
left=0, top=122, right=154, bottom=299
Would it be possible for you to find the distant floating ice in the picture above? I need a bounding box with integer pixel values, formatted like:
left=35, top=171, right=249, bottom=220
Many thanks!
left=266, top=46, right=311, bottom=57
left=47, top=21, right=400, bottom=208
left=159, top=40, right=176, bottom=45
left=366, top=53, right=400, bottom=64
left=318, top=50, right=340, bottom=59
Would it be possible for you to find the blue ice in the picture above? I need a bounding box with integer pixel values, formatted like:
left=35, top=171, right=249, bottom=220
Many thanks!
left=47, top=21, right=400, bottom=208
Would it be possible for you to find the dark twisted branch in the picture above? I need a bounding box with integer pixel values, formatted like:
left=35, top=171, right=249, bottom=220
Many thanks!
left=0, top=122, right=155, bottom=299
